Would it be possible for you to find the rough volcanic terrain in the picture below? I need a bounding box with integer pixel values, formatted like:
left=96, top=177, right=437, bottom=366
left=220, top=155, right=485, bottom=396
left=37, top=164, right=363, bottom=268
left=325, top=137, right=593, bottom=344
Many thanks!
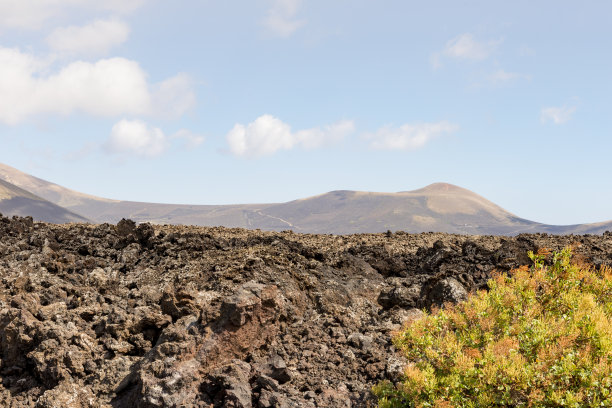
left=0, top=214, right=611, bottom=407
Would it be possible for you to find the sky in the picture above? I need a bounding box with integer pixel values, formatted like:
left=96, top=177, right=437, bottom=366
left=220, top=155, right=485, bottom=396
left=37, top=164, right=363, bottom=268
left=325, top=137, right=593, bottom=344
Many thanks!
left=0, top=0, right=611, bottom=225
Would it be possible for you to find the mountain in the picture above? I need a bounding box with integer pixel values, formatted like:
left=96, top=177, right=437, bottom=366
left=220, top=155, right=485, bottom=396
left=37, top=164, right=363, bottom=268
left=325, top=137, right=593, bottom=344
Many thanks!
left=259, top=184, right=536, bottom=234
left=0, top=178, right=90, bottom=223
left=0, top=163, right=118, bottom=209
left=0, top=163, right=266, bottom=226
left=1, top=163, right=611, bottom=234
left=252, top=184, right=612, bottom=235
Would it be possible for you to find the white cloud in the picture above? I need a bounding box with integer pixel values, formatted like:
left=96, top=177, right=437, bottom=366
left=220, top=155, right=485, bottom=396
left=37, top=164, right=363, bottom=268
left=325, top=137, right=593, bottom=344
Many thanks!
left=445, top=34, right=500, bottom=60
left=488, top=69, right=520, bottom=82
left=263, top=0, right=305, bottom=37
left=487, top=69, right=531, bottom=84
left=106, top=119, right=168, bottom=157
left=432, top=33, right=501, bottom=68
left=227, top=115, right=292, bottom=157
left=151, top=73, right=197, bottom=119
left=368, top=121, right=459, bottom=150
left=295, top=120, right=355, bottom=149
left=97, top=0, right=145, bottom=14
left=0, top=47, right=195, bottom=125
left=0, top=0, right=145, bottom=30
left=172, top=129, right=205, bottom=149
left=226, top=115, right=354, bottom=157
left=541, top=106, right=576, bottom=125
left=45, top=18, right=130, bottom=56
left=105, top=120, right=204, bottom=157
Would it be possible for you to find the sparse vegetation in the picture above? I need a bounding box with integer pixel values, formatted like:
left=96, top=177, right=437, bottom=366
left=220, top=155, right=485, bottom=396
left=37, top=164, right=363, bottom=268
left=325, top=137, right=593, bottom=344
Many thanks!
left=374, top=248, right=612, bottom=407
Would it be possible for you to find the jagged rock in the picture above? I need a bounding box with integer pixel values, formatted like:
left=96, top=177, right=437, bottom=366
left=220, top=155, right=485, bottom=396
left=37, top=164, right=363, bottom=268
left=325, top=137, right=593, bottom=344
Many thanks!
left=222, top=286, right=262, bottom=327
left=203, top=360, right=253, bottom=408
left=0, top=214, right=610, bottom=407
left=255, top=374, right=279, bottom=392
left=347, top=333, right=373, bottom=350
left=317, top=387, right=352, bottom=407
left=35, top=382, right=97, bottom=408
left=160, top=289, right=199, bottom=320
left=116, top=218, right=136, bottom=237
left=421, top=240, right=457, bottom=271
left=422, top=277, right=468, bottom=307
left=390, top=308, right=425, bottom=325
left=377, top=284, right=421, bottom=309
left=135, top=223, right=155, bottom=247
left=385, top=356, right=406, bottom=378
left=255, top=354, right=292, bottom=384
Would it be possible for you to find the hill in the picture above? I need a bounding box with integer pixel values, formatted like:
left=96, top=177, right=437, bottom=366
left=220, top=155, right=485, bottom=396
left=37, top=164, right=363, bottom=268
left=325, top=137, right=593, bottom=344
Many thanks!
left=261, top=184, right=612, bottom=234
left=259, top=184, right=537, bottom=234
left=1, top=163, right=611, bottom=234
left=0, top=178, right=89, bottom=223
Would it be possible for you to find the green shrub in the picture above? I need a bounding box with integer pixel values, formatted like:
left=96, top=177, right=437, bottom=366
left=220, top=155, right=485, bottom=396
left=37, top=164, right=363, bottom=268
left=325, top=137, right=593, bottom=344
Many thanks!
left=374, top=248, right=612, bottom=407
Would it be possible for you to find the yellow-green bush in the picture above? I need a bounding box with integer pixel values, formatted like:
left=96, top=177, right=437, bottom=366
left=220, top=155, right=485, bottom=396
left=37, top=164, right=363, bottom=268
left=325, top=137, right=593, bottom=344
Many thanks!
left=374, top=248, right=612, bottom=407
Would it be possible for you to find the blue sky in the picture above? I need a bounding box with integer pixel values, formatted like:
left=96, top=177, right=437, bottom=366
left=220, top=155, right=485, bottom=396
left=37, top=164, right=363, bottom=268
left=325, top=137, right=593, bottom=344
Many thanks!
left=0, top=0, right=610, bottom=225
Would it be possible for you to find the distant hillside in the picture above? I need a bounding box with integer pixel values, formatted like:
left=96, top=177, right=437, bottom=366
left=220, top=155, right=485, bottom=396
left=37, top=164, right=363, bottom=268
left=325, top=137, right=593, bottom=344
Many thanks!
left=258, top=184, right=534, bottom=235
left=0, top=179, right=89, bottom=223
left=0, top=163, right=118, bottom=209
left=260, top=184, right=612, bottom=235
left=1, top=163, right=611, bottom=234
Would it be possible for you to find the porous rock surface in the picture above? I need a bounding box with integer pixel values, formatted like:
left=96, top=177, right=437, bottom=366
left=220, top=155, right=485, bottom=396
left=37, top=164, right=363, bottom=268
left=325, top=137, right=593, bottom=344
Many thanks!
left=0, top=214, right=611, bottom=407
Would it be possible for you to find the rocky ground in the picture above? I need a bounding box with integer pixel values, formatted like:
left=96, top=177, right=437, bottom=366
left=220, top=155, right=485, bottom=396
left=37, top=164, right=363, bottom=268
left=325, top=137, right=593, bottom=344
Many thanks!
left=0, top=214, right=611, bottom=407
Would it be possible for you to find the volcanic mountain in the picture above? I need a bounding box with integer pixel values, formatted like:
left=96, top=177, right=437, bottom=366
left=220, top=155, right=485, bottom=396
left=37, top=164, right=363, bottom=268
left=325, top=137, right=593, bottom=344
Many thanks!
left=0, top=178, right=89, bottom=223
left=1, top=162, right=611, bottom=234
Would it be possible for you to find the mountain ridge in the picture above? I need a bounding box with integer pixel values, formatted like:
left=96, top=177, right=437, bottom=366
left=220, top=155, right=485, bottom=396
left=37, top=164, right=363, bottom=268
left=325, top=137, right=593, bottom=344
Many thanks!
left=1, top=163, right=611, bottom=235
left=0, top=178, right=90, bottom=223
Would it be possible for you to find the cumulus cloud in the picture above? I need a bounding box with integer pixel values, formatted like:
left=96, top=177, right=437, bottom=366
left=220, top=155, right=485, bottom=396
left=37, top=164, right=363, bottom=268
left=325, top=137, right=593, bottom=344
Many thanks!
left=226, top=115, right=354, bottom=157
left=432, top=33, right=501, bottom=68
left=45, top=19, right=130, bottom=56
left=0, top=47, right=195, bottom=125
left=106, top=119, right=168, bottom=157
left=541, top=105, right=576, bottom=125
left=368, top=121, right=459, bottom=150
left=105, top=120, right=204, bottom=157
left=0, top=0, right=145, bottom=30
left=263, top=0, right=306, bottom=37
